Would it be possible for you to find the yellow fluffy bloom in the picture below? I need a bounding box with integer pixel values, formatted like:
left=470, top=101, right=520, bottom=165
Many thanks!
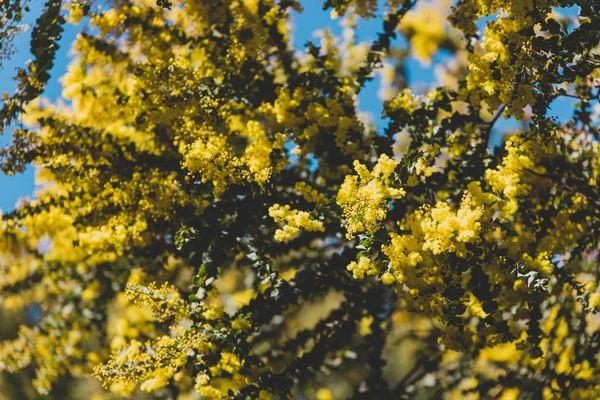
left=182, top=121, right=287, bottom=196
left=295, top=181, right=328, bottom=204
left=408, top=186, right=485, bottom=256
left=485, top=135, right=551, bottom=218
left=346, top=256, right=378, bottom=280
left=337, top=154, right=405, bottom=238
left=588, top=292, right=600, bottom=311
left=382, top=181, right=491, bottom=287
left=268, top=204, right=325, bottom=242
left=125, top=282, right=188, bottom=322
left=195, top=352, right=248, bottom=399
left=399, top=0, right=449, bottom=65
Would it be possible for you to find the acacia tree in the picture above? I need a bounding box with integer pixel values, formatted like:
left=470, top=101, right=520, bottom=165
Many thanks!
left=1, top=0, right=599, bottom=398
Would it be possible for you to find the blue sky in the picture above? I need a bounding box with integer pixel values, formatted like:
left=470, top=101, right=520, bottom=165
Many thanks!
left=1, top=2, right=80, bottom=212
left=0, top=2, right=580, bottom=212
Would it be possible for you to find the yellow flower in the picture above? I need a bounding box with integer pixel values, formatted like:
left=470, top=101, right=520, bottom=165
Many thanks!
left=268, top=204, right=325, bottom=242
left=337, top=154, right=405, bottom=237
left=347, top=256, right=378, bottom=280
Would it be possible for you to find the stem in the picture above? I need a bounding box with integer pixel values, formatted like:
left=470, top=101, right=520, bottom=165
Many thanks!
left=481, top=104, right=507, bottom=146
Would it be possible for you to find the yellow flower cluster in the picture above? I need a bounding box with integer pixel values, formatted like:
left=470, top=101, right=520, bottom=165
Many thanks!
left=413, top=144, right=441, bottom=177
left=0, top=325, right=84, bottom=395
left=195, top=352, right=248, bottom=399
left=95, top=328, right=214, bottom=395
left=200, top=288, right=225, bottom=320
left=268, top=204, right=325, bottom=242
left=382, top=182, right=492, bottom=284
left=327, top=0, right=378, bottom=19
left=182, top=121, right=287, bottom=196
left=66, top=3, right=85, bottom=24
left=125, top=282, right=189, bottom=323
left=77, top=215, right=149, bottom=257
left=260, top=87, right=304, bottom=128
left=337, top=154, right=405, bottom=238
left=304, top=99, right=366, bottom=157
left=346, top=256, right=378, bottom=280
left=222, top=0, right=296, bottom=66
left=485, top=136, right=549, bottom=218
left=227, top=1, right=269, bottom=64
left=450, top=0, right=553, bottom=118
left=589, top=292, right=600, bottom=311
left=90, top=9, right=123, bottom=37
left=97, top=269, right=152, bottom=352
left=381, top=235, right=422, bottom=285
left=473, top=303, right=600, bottom=400
left=386, top=88, right=420, bottom=115
left=465, top=292, right=488, bottom=319
left=295, top=181, right=328, bottom=204
left=260, top=86, right=372, bottom=160
left=398, top=0, right=450, bottom=65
